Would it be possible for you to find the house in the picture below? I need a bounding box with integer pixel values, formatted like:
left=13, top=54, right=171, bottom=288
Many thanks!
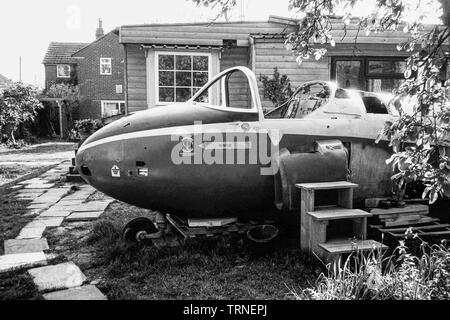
left=42, top=42, right=88, bottom=89
left=43, top=20, right=125, bottom=121
left=119, top=15, right=446, bottom=113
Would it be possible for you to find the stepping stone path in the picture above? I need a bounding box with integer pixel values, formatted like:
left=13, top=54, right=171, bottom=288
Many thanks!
left=0, top=161, right=112, bottom=299
left=28, top=262, right=87, bottom=292
left=16, top=224, right=47, bottom=239
left=43, top=285, right=107, bottom=300
left=4, top=238, right=49, bottom=255
left=66, top=211, right=105, bottom=222
left=0, top=252, right=48, bottom=273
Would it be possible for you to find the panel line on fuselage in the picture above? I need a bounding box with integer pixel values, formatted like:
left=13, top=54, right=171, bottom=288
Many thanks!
left=78, top=119, right=386, bottom=153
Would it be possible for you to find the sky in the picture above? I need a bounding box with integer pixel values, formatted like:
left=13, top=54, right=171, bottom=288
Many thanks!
left=0, top=0, right=443, bottom=87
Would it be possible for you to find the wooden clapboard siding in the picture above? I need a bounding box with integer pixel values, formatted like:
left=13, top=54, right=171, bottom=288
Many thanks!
left=121, top=17, right=438, bottom=113
left=220, top=47, right=251, bottom=108
left=254, top=39, right=329, bottom=110
left=126, top=44, right=147, bottom=112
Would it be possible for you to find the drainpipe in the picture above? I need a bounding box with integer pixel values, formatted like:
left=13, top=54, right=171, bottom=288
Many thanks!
left=123, top=43, right=129, bottom=116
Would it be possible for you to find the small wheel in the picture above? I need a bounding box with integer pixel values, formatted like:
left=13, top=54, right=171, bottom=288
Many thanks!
left=122, top=217, right=158, bottom=243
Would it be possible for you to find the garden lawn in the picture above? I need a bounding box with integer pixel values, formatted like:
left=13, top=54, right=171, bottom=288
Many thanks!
left=44, top=193, right=322, bottom=300
left=0, top=140, right=76, bottom=186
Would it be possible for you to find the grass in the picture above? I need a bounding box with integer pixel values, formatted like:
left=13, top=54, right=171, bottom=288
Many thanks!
left=45, top=195, right=322, bottom=300
left=0, top=193, right=44, bottom=300
left=0, top=139, right=76, bottom=186
left=0, top=163, right=44, bottom=186
left=0, top=195, right=37, bottom=256
left=0, top=270, right=41, bottom=300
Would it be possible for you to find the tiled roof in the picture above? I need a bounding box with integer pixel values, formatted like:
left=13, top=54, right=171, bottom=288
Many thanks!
left=42, top=42, right=88, bottom=64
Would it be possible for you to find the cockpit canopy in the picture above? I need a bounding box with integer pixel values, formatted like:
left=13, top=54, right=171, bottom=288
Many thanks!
left=265, top=81, right=392, bottom=119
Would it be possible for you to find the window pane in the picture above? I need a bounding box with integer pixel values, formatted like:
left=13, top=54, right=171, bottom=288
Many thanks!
left=103, top=103, right=119, bottom=117
left=335, top=60, right=362, bottom=89
left=368, top=60, right=406, bottom=74
left=193, top=56, right=208, bottom=71
left=176, top=55, right=191, bottom=70
left=226, top=70, right=251, bottom=109
left=367, top=78, right=404, bottom=92
left=159, top=55, right=174, bottom=70
left=57, top=65, right=70, bottom=77
left=193, top=72, right=208, bottom=87
left=176, top=88, right=191, bottom=102
left=176, top=71, right=191, bottom=86
left=159, top=71, right=174, bottom=86
left=101, top=60, right=112, bottom=74
left=159, top=88, right=174, bottom=102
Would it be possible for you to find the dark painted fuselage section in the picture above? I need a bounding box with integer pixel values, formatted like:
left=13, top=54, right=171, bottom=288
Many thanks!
left=76, top=103, right=393, bottom=219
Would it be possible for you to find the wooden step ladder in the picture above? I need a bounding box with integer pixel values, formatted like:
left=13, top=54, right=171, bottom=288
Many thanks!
left=296, top=181, right=387, bottom=263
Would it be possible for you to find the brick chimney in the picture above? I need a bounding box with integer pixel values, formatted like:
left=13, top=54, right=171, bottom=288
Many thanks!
left=95, top=19, right=104, bottom=39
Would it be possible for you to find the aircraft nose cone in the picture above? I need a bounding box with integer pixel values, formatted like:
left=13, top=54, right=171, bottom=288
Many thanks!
left=75, top=145, right=92, bottom=181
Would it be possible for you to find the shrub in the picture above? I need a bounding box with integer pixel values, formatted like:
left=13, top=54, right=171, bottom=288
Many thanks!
left=259, top=68, right=294, bottom=108
left=297, top=232, right=450, bottom=300
left=74, top=119, right=103, bottom=134
left=0, top=82, right=43, bottom=147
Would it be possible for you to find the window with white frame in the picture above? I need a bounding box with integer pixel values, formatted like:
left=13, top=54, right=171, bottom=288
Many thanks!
left=101, top=101, right=125, bottom=118
left=156, top=53, right=210, bottom=103
left=57, top=64, right=71, bottom=78
left=100, top=58, right=112, bottom=75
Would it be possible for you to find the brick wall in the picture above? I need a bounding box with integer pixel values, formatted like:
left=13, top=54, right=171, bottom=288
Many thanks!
left=44, top=64, right=78, bottom=89
left=73, top=32, right=125, bottom=119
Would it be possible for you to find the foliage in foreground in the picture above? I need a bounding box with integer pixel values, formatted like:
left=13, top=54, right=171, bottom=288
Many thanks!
left=299, top=231, right=450, bottom=300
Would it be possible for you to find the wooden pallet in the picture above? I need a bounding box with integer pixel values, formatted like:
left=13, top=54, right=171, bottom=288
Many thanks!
left=166, top=214, right=254, bottom=239
left=370, top=204, right=430, bottom=227
left=370, top=220, right=450, bottom=239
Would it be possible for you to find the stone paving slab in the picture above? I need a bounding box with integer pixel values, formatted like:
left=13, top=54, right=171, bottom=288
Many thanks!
left=23, top=184, right=55, bottom=189
left=42, top=285, right=107, bottom=300
left=39, top=209, right=73, bottom=218
left=30, top=189, right=70, bottom=205
left=18, top=178, right=44, bottom=185
left=16, top=188, right=48, bottom=194
left=34, top=217, right=65, bottom=227
left=66, top=211, right=104, bottom=222
left=57, top=199, right=84, bottom=206
left=27, top=203, right=51, bottom=210
left=4, top=238, right=49, bottom=255
left=0, top=252, right=47, bottom=273
left=56, top=201, right=112, bottom=213
left=28, top=262, right=87, bottom=292
left=16, top=225, right=47, bottom=239
left=25, top=217, right=64, bottom=228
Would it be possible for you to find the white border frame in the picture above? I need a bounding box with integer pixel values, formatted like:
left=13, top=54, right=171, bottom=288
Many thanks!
left=101, top=100, right=125, bottom=118
left=154, top=51, right=212, bottom=105
left=56, top=64, right=71, bottom=78
left=100, top=58, right=112, bottom=75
